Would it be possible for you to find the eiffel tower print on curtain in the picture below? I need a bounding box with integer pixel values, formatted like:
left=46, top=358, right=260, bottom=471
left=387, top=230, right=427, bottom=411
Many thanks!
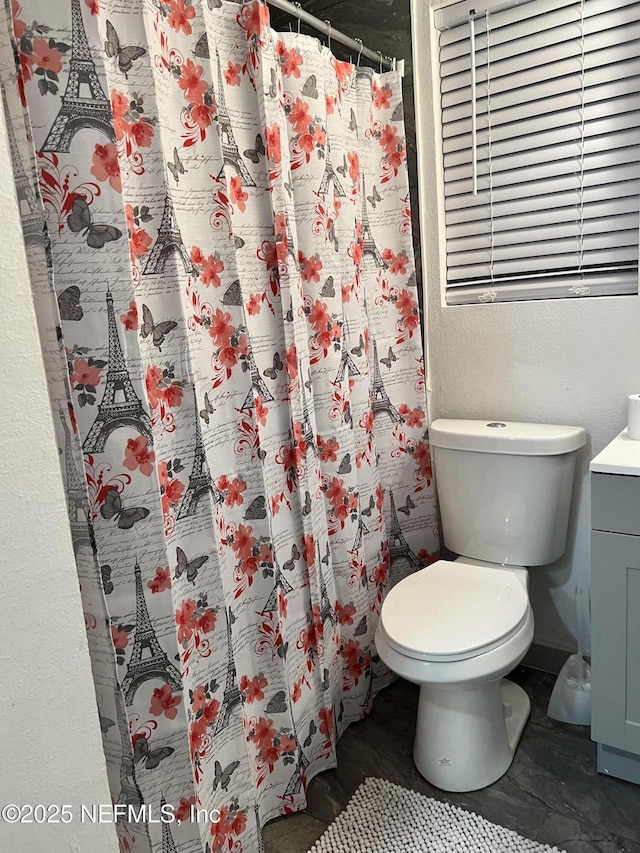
left=285, top=215, right=298, bottom=269
left=121, top=561, right=183, bottom=706
left=370, top=339, right=404, bottom=423
left=212, top=607, right=242, bottom=735
left=318, top=140, right=346, bottom=197
left=114, top=682, right=144, bottom=807
left=177, top=386, right=222, bottom=519
left=142, top=193, right=196, bottom=276
left=215, top=48, right=256, bottom=186
left=299, top=380, right=316, bottom=457
left=59, top=406, right=93, bottom=554
left=354, top=65, right=374, bottom=91
left=2, top=87, right=42, bottom=245
left=41, top=0, right=115, bottom=152
left=240, top=345, right=275, bottom=411
left=317, top=543, right=336, bottom=629
left=259, top=554, right=294, bottom=616
left=360, top=177, right=385, bottom=268
left=283, top=724, right=310, bottom=799
left=83, top=291, right=153, bottom=453
left=160, top=796, right=178, bottom=853
left=334, top=342, right=360, bottom=383
left=388, top=489, right=421, bottom=578
left=350, top=514, right=369, bottom=553
left=252, top=805, right=266, bottom=853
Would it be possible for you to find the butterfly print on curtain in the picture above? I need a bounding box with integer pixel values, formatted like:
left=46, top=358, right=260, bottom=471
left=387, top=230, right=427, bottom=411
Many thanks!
left=0, top=1, right=439, bottom=851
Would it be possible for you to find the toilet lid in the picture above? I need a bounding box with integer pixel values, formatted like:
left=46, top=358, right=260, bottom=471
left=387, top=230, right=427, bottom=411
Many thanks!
left=381, top=560, right=529, bottom=662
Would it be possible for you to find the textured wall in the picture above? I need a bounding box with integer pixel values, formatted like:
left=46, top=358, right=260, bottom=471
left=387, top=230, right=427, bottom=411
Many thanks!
left=0, top=97, right=118, bottom=852
left=411, top=0, right=640, bottom=651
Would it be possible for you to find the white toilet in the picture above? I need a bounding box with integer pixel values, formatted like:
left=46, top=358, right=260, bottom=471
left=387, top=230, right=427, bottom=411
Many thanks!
left=376, top=419, right=586, bottom=792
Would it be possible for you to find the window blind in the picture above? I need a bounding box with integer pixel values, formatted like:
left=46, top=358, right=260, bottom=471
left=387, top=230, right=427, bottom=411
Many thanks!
left=437, top=0, right=640, bottom=305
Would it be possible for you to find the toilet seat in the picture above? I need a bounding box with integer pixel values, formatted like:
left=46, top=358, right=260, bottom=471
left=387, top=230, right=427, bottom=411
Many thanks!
left=381, top=559, right=529, bottom=663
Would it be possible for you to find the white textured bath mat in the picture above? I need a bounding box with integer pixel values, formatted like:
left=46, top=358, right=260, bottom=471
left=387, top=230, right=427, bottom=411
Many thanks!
left=307, top=777, right=566, bottom=853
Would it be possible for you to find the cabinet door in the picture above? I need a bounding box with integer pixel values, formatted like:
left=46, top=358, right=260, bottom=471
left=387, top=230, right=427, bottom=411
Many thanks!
left=592, top=530, right=640, bottom=753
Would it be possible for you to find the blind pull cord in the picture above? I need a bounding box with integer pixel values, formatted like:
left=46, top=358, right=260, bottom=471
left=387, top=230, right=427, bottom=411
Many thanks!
left=487, top=9, right=495, bottom=298
left=577, top=0, right=586, bottom=281
left=470, top=11, right=478, bottom=196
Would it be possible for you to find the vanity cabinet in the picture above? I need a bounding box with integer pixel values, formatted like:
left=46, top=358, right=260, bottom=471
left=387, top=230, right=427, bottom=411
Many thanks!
left=590, top=437, right=640, bottom=785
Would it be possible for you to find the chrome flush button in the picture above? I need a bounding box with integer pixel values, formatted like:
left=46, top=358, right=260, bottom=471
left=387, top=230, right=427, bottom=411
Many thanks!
left=486, top=422, right=507, bottom=428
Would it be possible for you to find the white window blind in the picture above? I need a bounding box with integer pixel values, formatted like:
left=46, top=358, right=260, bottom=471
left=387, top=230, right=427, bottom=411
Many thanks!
left=436, top=0, right=640, bottom=305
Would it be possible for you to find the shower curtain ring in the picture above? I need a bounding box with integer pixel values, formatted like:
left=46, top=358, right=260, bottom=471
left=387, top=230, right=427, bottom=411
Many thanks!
left=355, top=38, right=363, bottom=66
left=294, top=1, right=302, bottom=36
left=325, top=20, right=332, bottom=50
left=377, top=50, right=383, bottom=72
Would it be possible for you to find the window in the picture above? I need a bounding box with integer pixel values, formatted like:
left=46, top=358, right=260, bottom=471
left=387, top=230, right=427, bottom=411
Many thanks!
left=435, top=0, right=640, bottom=304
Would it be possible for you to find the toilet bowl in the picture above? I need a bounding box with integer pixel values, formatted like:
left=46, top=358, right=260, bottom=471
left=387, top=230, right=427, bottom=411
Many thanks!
left=376, top=419, right=586, bottom=793
left=376, top=559, right=533, bottom=791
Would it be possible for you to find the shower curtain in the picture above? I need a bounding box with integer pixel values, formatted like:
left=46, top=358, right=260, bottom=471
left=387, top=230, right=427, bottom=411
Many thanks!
left=0, top=0, right=438, bottom=849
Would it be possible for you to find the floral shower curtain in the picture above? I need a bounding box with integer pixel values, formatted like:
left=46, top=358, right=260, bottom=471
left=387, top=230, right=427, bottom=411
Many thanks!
left=0, top=0, right=438, bottom=850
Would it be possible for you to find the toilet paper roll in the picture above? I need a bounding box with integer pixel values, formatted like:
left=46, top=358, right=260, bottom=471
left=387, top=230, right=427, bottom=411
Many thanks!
left=628, top=394, right=640, bottom=440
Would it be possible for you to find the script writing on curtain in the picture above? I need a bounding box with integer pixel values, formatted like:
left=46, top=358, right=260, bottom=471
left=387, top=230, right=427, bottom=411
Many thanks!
left=0, top=0, right=438, bottom=851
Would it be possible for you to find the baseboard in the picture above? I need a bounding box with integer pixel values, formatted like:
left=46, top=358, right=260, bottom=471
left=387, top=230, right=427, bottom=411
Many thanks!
left=597, top=743, right=640, bottom=785
left=522, top=642, right=574, bottom=675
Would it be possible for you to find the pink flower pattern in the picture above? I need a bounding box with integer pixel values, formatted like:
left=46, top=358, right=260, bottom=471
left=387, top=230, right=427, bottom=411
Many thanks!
left=1, top=1, right=438, bottom=851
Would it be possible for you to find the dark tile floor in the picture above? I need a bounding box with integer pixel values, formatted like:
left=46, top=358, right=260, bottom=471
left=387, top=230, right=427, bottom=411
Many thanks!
left=263, top=669, right=640, bottom=853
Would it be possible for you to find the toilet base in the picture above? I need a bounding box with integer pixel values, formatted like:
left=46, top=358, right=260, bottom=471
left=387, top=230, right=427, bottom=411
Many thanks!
left=413, top=677, right=530, bottom=792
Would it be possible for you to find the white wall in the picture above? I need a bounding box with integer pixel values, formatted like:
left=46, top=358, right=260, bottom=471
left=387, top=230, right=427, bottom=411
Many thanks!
left=411, top=0, right=640, bottom=651
left=0, top=98, right=118, bottom=852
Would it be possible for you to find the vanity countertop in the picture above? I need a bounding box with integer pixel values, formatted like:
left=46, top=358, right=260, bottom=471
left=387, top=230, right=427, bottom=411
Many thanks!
left=590, top=429, right=640, bottom=476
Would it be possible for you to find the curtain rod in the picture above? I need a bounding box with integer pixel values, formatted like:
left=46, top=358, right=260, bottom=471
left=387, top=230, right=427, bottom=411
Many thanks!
left=265, top=0, right=401, bottom=73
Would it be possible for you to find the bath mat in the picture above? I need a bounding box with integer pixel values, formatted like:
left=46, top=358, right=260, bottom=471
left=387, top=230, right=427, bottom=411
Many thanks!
left=307, top=777, right=566, bottom=853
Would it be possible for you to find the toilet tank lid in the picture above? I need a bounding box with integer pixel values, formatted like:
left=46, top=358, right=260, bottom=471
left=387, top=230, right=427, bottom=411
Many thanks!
left=429, top=419, right=586, bottom=456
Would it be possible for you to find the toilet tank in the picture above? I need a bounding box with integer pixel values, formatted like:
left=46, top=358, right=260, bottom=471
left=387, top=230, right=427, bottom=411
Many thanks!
left=429, top=419, right=586, bottom=567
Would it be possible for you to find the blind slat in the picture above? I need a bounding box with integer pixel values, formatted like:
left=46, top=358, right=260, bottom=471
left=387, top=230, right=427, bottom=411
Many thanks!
left=448, top=237, right=640, bottom=273
left=443, top=75, right=640, bottom=130
left=443, top=102, right=640, bottom=159
left=438, top=0, right=639, bottom=305
left=443, top=45, right=640, bottom=106
left=442, top=19, right=640, bottom=83
left=437, top=0, right=637, bottom=39
left=446, top=273, right=637, bottom=305
left=446, top=180, right=639, bottom=220
left=445, top=160, right=640, bottom=200
left=447, top=196, right=640, bottom=235
left=448, top=215, right=640, bottom=254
